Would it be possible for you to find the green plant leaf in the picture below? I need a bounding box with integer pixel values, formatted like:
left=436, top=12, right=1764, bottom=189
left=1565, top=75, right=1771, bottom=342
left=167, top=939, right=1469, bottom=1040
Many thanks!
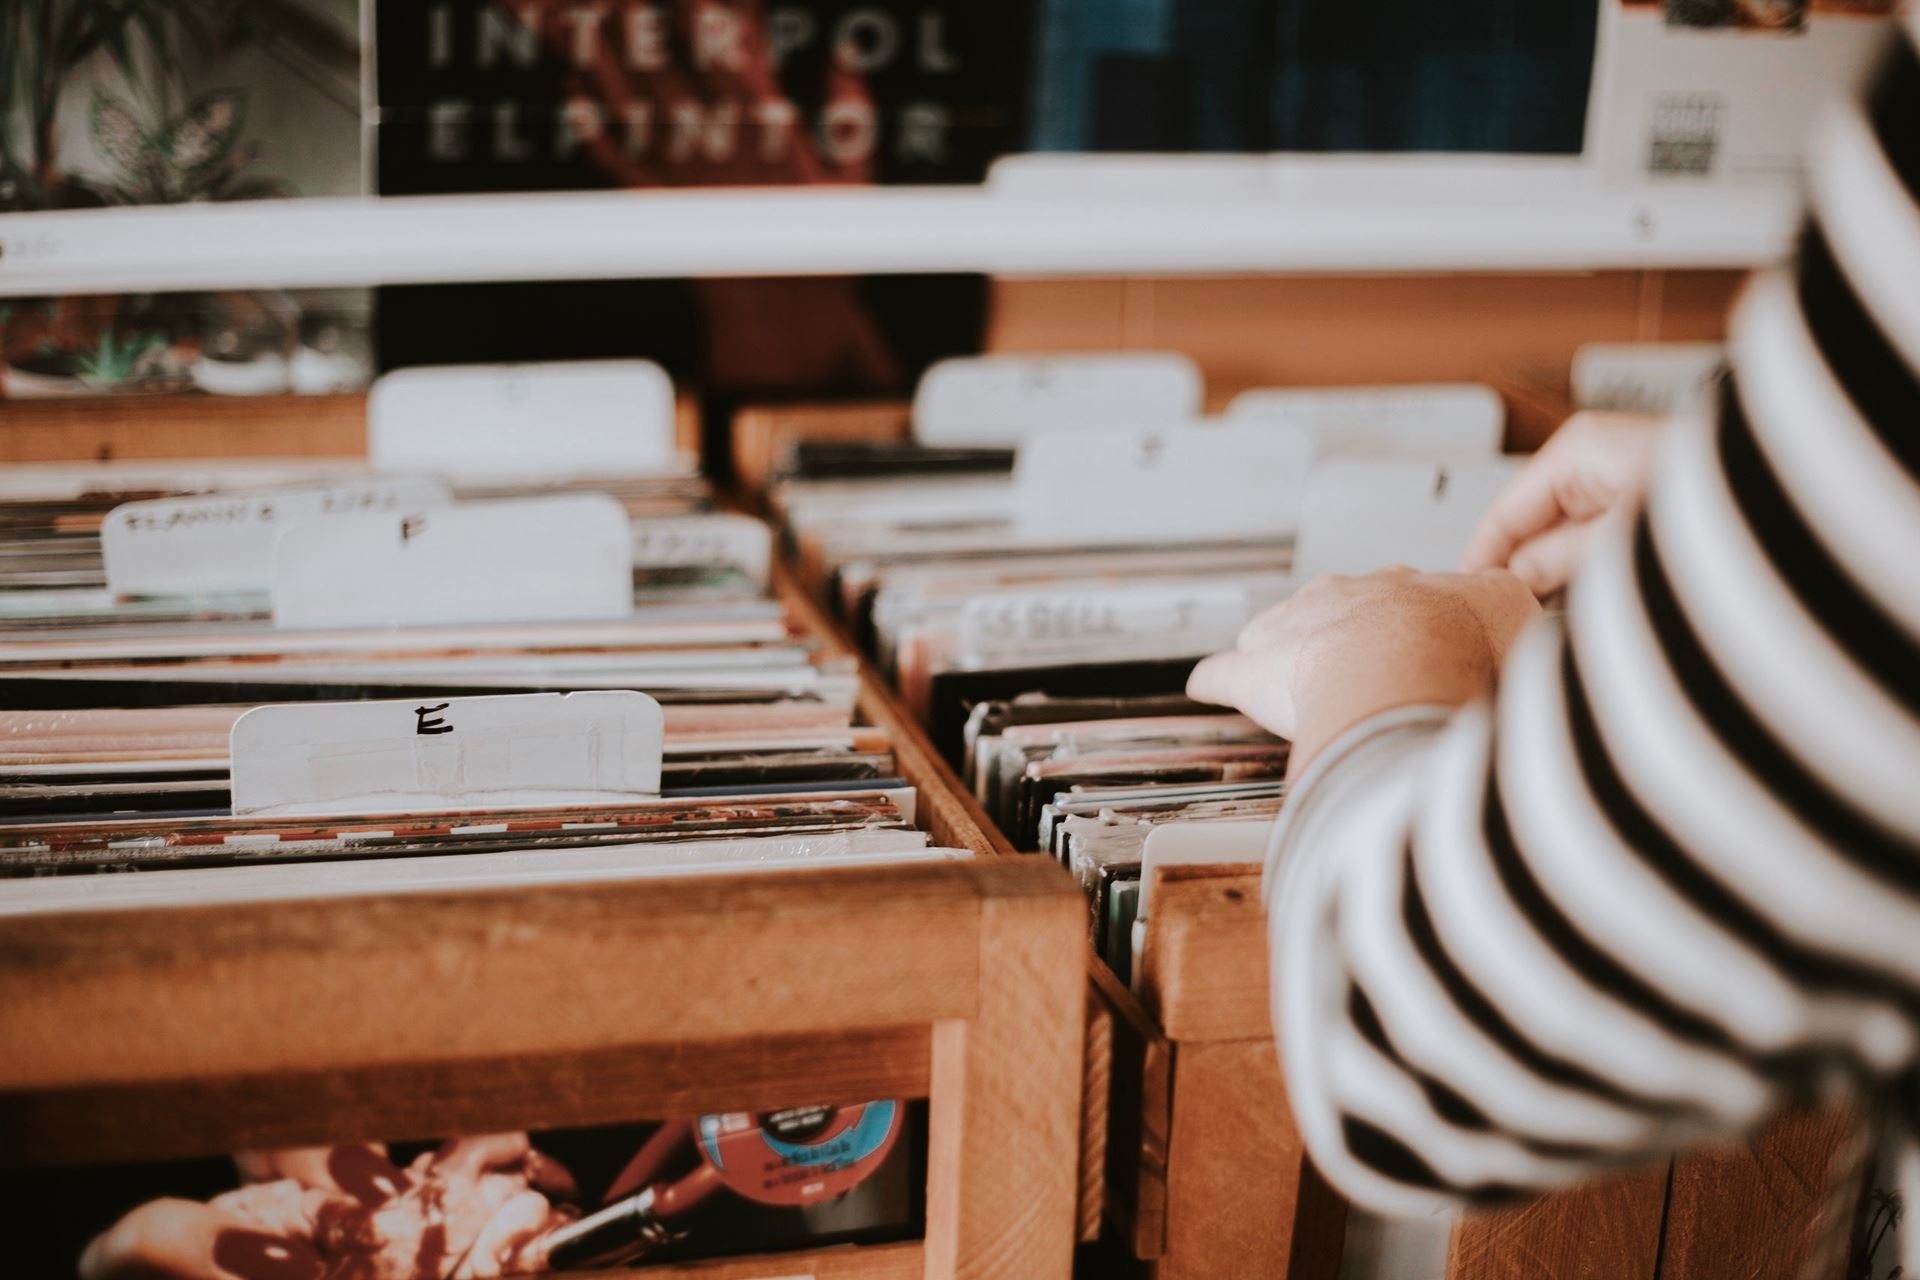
left=90, top=93, right=153, bottom=173
left=77, top=327, right=165, bottom=382
left=167, top=88, right=246, bottom=171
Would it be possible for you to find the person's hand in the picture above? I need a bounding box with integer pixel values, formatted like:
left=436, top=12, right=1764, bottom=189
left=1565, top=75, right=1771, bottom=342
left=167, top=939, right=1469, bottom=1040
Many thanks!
left=1188, top=568, right=1540, bottom=773
left=1459, top=412, right=1664, bottom=597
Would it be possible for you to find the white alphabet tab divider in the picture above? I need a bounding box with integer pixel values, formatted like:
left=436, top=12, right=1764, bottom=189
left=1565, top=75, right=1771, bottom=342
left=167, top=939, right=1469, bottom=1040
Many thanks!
left=1012, top=421, right=1316, bottom=544
left=914, top=352, right=1203, bottom=448
left=1293, top=457, right=1520, bottom=579
left=270, top=494, right=633, bottom=630
left=631, top=514, right=773, bottom=588
left=229, top=690, right=664, bottom=817
left=101, top=479, right=452, bottom=599
left=1571, top=343, right=1724, bottom=415
left=960, top=582, right=1253, bottom=667
left=367, top=359, right=679, bottom=477
left=1225, top=384, right=1504, bottom=458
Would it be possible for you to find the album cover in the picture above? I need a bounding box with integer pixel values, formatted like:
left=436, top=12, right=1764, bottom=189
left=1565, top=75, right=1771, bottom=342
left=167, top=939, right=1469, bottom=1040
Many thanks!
left=927, top=656, right=1204, bottom=768
left=373, top=1, right=1036, bottom=194
left=4, top=1103, right=924, bottom=1278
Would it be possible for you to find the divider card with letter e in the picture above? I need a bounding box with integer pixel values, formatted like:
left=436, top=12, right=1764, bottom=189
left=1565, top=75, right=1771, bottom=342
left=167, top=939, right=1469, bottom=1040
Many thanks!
left=270, top=494, right=634, bottom=630
left=1011, top=422, right=1316, bottom=544
left=1225, top=384, right=1505, bottom=458
left=1293, top=458, right=1520, bottom=578
left=367, top=359, right=680, bottom=478
left=228, top=690, right=665, bottom=817
left=101, top=479, right=452, bottom=599
left=913, top=353, right=1203, bottom=448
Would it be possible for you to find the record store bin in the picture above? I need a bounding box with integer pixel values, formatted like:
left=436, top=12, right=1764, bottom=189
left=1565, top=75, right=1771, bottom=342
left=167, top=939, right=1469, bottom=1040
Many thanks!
left=4, top=0, right=1907, bottom=1271
left=731, top=267, right=1871, bottom=1280
left=0, top=280, right=1877, bottom=1280
left=0, top=386, right=1088, bottom=1280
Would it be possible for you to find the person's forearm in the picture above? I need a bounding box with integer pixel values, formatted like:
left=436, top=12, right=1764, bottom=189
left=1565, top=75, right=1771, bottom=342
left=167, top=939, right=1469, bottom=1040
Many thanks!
left=1285, top=589, right=1503, bottom=777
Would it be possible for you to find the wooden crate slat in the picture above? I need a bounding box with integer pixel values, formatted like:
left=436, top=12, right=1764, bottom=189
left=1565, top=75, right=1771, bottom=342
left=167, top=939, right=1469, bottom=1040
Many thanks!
left=1137, top=864, right=1271, bottom=1044
left=1657, top=1105, right=1862, bottom=1280
left=1091, top=961, right=1173, bottom=1260
left=1446, top=1165, right=1669, bottom=1280
left=0, top=393, right=368, bottom=460
left=0, top=390, right=704, bottom=461
left=1159, top=1037, right=1343, bottom=1280
left=0, top=863, right=990, bottom=1089
left=924, top=880, right=1085, bottom=1279
left=0, top=1026, right=930, bottom=1170
left=593, top=1239, right=921, bottom=1279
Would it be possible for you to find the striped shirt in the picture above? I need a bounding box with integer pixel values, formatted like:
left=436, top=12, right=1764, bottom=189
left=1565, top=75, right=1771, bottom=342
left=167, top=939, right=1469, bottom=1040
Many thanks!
left=1266, top=16, right=1920, bottom=1228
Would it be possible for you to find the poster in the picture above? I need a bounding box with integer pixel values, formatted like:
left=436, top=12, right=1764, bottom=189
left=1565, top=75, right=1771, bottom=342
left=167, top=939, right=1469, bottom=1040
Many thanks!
left=1591, top=0, right=1896, bottom=184
left=373, top=1, right=1035, bottom=194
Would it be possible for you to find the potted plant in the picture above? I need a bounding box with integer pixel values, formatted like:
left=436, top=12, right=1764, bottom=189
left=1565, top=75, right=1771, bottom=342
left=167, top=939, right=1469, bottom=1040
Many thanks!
left=0, top=0, right=334, bottom=398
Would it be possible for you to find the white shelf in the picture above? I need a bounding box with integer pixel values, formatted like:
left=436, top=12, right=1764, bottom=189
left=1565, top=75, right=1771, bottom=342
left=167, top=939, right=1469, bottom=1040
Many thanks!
left=0, top=178, right=1800, bottom=297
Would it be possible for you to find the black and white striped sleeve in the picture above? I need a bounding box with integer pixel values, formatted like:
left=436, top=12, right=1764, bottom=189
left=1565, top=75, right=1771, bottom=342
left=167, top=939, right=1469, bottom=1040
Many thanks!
left=1265, top=14, right=1920, bottom=1218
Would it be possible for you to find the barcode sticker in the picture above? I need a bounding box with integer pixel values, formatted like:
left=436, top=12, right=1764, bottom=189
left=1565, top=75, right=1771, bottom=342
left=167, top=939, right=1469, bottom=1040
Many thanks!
left=1647, top=93, right=1724, bottom=177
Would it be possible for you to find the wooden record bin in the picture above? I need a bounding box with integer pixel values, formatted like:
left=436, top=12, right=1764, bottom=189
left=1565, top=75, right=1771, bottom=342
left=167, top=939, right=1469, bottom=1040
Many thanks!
left=730, top=321, right=1867, bottom=1280
left=0, top=393, right=1090, bottom=1280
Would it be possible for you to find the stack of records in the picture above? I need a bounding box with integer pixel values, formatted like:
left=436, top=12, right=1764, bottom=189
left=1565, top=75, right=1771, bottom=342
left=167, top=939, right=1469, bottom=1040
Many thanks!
left=0, top=362, right=953, bottom=1276
left=0, top=363, right=968, bottom=904
left=756, top=353, right=1521, bottom=982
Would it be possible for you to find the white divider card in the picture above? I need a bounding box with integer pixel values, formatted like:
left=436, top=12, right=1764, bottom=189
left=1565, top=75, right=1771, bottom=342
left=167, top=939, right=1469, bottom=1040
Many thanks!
left=229, top=690, right=664, bottom=816
left=631, top=514, right=773, bottom=587
left=1011, top=422, right=1316, bottom=544
left=101, top=479, right=453, bottom=599
left=368, top=359, right=679, bottom=477
left=960, top=582, right=1253, bottom=667
left=270, top=495, right=633, bottom=630
left=1139, top=821, right=1275, bottom=919
left=1570, top=343, right=1725, bottom=415
left=1293, top=458, right=1521, bottom=579
left=1133, top=820, right=1278, bottom=993
left=1225, top=384, right=1505, bottom=458
left=913, top=352, right=1204, bottom=448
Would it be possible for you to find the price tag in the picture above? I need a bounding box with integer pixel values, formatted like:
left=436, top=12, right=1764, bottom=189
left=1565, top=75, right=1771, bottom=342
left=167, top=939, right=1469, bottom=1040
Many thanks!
left=1012, top=422, right=1315, bottom=544
left=270, top=494, right=633, bottom=630
left=1570, top=343, right=1724, bottom=415
left=368, top=359, right=679, bottom=477
left=914, top=353, right=1203, bottom=448
left=101, top=479, right=452, bottom=599
left=631, top=514, right=773, bottom=587
left=230, top=690, right=664, bottom=816
left=1225, top=384, right=1504, bottom=458
left=960, top=583, right=1251, bottom=666
left=1294, top=458, right=1519, bottom=579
